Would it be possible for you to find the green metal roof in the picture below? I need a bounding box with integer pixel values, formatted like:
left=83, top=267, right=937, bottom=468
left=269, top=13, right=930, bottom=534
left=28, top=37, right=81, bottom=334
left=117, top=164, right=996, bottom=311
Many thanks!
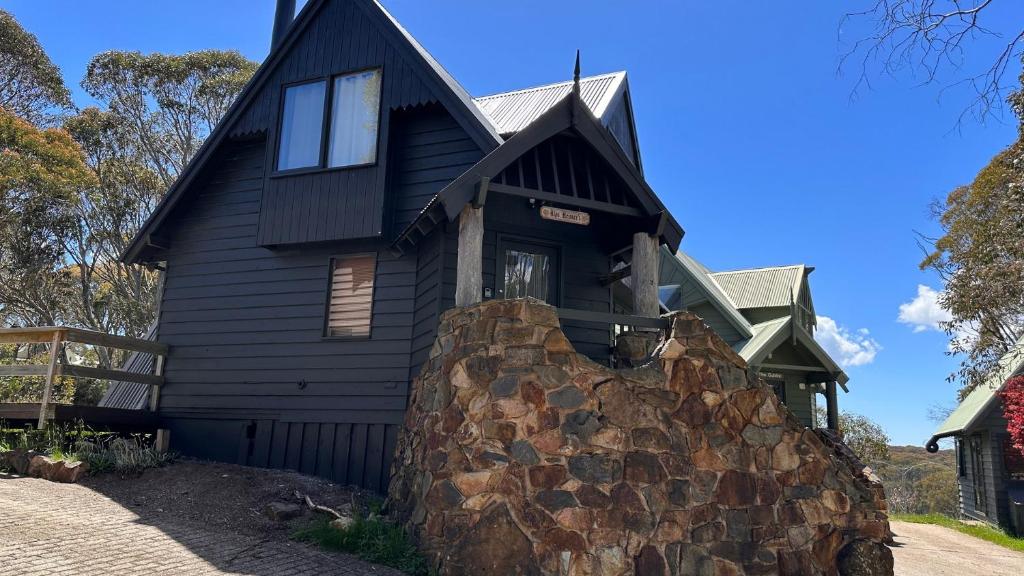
left=735, top=316, right=789, bottom=362
left=709, top=265, right=808, bottom=309
left=658, top=247, right=753, bottom=339
left=931, top=343, right=1024, bottom=439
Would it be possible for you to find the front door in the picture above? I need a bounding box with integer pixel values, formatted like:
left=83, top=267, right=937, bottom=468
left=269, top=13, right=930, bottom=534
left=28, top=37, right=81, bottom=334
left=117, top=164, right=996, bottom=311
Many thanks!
left=498, top=239, right=560, bottom=305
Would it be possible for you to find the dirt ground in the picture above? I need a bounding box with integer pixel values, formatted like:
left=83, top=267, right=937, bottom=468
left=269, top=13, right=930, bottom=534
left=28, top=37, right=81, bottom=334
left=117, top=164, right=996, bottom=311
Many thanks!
left=81, top=458, right=377, bottom=539
left=890, top=520, right=1024, bottom=576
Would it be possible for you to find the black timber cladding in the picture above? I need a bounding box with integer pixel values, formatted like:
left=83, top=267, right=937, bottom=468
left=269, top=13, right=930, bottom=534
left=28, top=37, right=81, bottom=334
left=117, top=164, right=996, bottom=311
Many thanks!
left=154, top=139, right=418, bottom=491
left=250, top=0, right=446, bottom=245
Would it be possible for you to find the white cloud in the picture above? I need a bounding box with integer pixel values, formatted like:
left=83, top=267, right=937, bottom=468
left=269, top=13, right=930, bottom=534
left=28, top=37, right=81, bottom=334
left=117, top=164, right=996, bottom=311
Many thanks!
left=815, top=316, right=881, bottom=367
left=897, top=285, right=952, bottom=333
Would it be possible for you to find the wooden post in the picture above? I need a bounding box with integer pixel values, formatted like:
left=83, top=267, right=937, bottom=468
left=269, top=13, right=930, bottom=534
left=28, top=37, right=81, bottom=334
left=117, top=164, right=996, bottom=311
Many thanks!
left=455, top=204, right=484, bottom=307
left=155, top=428, right=170, bottom=453
left=631, top=232, right=660, bottom=319
left=148, top=354, right=165, bottom=412
left=37, top=331, right=63, bottom=430
left=825, top=380, right=840, bottom=432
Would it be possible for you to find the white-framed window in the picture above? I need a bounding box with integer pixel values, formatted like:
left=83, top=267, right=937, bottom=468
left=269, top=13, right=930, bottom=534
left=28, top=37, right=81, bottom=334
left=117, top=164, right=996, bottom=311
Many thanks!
left=276, top=69, right=382, bottom=172
left=326, top=254, right=376, bottom=338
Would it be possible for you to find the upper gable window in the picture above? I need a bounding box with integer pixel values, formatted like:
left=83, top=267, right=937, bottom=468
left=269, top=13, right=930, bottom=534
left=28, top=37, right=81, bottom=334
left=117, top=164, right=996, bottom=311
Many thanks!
left=276, top=69, right=382, bottom=172
left=278, top=80, right=326, bottom=170
left=328, top=69, right=382, bottom=167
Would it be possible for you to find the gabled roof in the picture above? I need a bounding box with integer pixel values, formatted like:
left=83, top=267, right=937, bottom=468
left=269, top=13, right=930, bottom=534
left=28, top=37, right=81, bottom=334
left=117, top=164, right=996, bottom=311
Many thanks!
left=393, top=91, right=683, bottom=253
left=659, top=247, right=753, bottom=339
left=927, top=342, right=1024, bottom=449
left=735, top=315, right=849, bottom=388
left=708, top=265, right=811, bottom=309
left=122, top=0, right=502, bottom=264
left=473, top=72, right=627, bottom=135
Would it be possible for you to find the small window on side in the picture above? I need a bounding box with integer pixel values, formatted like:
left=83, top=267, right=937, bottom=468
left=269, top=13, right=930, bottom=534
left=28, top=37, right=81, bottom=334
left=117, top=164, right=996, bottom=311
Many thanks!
left=956, top=437, right=966, bottom=477
left=278, top=80, right=326, bottom=170
left=327, top=254, right=376, bottom=338
left=328, top=69, right=382, bottom=168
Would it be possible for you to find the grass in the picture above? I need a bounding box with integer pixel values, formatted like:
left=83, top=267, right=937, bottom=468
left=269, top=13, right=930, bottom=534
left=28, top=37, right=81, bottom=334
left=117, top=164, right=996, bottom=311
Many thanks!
left=291, top=513, right=431, bottom=576
left=893, top=513, right=1024, bottom=553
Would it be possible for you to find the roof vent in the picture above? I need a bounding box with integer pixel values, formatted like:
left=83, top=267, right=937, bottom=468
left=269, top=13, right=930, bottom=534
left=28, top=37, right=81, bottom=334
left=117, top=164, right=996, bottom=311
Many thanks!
left=271, top=0, right=297, bottom=50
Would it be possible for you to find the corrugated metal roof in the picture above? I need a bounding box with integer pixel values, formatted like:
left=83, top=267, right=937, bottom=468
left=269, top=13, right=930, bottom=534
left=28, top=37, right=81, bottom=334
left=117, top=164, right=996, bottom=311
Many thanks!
left=932, top=342, right=1024, bottom=438
left=708, top=265, right=805, bottom=309
left=659, top=247, right=753, bottom=339
left=98, top=325, right=157, bottom=411
left=735, top=316, right=790, bottom=362
left=473, top=72, right=626, bottom=135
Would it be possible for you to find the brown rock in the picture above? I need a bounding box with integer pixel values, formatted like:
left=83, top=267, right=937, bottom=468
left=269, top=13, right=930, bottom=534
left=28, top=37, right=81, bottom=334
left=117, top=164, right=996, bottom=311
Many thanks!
left=717, top=470, right=758, bottom=508
left=555, top=507, right=593, bottom=531
left=623, top=452, right=666, bottom=484
left=635, top=545, right=668, bottom=576
left=447, top=504, right=543, bottom=575
left=453, top=471, right=493, bottom=497
left=529, top=465, right=568, bottom=490
left=837, top=539, right=894, bottom=576
left=632, top=428, right=671, bottom=452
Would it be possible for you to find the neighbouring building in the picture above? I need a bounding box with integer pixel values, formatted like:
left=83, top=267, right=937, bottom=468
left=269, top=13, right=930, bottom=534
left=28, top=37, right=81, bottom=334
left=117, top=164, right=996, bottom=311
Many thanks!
left=926, top=344, right=1024, bottom=535
left=658, top=248, right=848, bottom=430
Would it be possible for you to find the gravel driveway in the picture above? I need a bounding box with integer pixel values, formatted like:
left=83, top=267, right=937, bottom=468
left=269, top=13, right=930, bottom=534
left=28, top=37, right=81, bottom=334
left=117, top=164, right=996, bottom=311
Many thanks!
left=891, top=520, right=1024, bottom=576
left=0, top=468, right=402, bottom=576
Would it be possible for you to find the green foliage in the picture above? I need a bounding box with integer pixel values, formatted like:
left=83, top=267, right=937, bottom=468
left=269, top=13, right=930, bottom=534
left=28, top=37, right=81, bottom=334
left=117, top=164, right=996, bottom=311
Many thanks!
left=74, top=435, right=176, bottom=476
left=874, top=445, right=959, bottom=516
left=82, top=49, right=258, bottom=184
left=894, top=513, right=1024, bottom=553
left=292, top=515, right=431, bottom=576
left=0, top=9, right=257, bottom=375
left=0, top=9, right=73, bottom=123
left=816, top=408, right=891, bottom=463
left=921, top=66, right=1024, bottom=397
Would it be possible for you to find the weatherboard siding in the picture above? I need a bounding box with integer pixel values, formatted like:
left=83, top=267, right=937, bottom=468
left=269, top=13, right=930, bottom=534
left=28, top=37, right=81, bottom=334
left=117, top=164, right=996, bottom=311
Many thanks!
left=155, top=139, right=411, bottom=491
left=243, top=0, right=455, bottom=246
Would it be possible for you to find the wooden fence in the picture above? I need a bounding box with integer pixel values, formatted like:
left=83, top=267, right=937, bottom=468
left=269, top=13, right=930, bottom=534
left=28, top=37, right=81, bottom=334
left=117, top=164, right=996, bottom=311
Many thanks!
left=0, top=327, right=167, bottom=429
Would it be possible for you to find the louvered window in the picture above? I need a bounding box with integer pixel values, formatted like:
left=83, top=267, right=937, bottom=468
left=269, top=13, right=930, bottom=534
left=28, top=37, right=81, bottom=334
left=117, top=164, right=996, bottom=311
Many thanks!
left=327, top=255, right=376, bottom=337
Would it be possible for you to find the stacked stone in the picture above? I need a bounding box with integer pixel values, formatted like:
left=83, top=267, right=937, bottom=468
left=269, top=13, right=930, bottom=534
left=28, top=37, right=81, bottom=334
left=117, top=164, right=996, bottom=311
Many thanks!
left=388, top=299, right=892, bottom=576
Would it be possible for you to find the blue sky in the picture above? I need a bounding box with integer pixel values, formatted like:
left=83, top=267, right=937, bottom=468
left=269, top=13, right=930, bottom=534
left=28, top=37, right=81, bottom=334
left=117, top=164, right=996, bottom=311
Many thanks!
left=5, top=1, right=1021, bottom=445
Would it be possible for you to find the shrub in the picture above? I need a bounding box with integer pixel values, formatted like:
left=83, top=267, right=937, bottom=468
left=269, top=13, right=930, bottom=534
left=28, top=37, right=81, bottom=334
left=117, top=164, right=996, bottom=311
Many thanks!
left=292, top=513, right=430, bottom=575
left=74, top=435, right=175, bottom=476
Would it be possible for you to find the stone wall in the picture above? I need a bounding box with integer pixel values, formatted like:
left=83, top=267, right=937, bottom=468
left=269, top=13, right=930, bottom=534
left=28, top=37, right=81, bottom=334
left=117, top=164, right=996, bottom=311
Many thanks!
left=388, top=300, right=892, bottom=575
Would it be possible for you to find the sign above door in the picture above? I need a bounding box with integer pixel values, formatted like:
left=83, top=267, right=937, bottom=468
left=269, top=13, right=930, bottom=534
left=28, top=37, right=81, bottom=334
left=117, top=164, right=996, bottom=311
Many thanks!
left=539, top=206, right=590, bottom=226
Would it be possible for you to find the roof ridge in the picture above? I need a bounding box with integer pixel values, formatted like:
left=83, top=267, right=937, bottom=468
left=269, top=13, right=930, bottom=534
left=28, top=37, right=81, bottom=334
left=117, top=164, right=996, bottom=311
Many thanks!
left=473, top=71, right=626, bottom=101
left=710, top=264, right=805, bottom=275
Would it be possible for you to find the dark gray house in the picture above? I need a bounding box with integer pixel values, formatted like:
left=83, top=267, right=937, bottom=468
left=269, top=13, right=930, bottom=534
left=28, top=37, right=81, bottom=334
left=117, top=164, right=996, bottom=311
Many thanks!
left=927, top=344, right=1024, bottom=535
left=116, top=0, right=683, bottom=491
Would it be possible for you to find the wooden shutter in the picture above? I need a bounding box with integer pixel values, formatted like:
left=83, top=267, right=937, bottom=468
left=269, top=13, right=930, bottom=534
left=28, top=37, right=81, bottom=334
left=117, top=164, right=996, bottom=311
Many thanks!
left=328, top=255, right=376, bottom=337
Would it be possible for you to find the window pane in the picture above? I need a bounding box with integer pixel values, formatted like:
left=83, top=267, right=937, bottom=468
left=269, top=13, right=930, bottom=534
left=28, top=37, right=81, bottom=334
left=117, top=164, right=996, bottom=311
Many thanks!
left=328, top=255, right=375, bottom=337
left=504, top=249, right=550, bottom=302
left=278, top=81, right=326, bottom=170
left=328, top=69, right=382, bottom=167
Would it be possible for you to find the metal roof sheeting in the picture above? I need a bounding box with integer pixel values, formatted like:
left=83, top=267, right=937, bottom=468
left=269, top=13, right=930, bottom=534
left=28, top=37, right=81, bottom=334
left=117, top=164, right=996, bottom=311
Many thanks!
left=709, top=266, right=805, bottom=309
left=473, top=72, right=625, bottom=135
left=931, top=342, right=1024, bottom=438
left=735, top=316, right=790, bottom=362
left=98, top=325, right=156, bottom=410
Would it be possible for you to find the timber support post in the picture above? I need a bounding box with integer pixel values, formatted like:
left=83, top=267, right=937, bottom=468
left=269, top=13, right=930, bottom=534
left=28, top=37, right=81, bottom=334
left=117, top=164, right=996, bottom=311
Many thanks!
left=825, top=380, right=840, bottom=432
left=37, top=330, right=64, bottom=430
left=455, top=204, right=484, bottom=307
left=148, top=355, right=166, bottom=412
left=631, top=232, right=660, bottom=321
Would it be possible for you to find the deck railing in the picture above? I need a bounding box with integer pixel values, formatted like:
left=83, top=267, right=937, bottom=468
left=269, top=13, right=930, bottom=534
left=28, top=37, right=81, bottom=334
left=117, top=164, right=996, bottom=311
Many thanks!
left=0, top=327, right=167, bottom=428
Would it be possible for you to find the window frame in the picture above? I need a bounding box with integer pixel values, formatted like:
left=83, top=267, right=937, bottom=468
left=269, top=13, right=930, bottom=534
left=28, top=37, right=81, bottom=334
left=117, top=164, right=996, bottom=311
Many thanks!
left=323, top=252, right=378, bottom=341
left=495, top=234, right=563, bottom=307
left=272, top=66, right=384, bottom=177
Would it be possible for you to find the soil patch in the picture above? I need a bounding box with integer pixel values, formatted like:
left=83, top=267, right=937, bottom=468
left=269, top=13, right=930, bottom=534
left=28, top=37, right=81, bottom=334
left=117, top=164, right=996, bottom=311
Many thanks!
left=82, top=458, right=375, bottom=539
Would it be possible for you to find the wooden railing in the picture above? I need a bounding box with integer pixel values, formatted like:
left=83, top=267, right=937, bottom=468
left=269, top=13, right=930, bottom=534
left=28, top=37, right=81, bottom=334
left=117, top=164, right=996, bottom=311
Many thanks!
left=0, top=327, right=167, bottom=429
left=555, top=308, right=671, bottom=331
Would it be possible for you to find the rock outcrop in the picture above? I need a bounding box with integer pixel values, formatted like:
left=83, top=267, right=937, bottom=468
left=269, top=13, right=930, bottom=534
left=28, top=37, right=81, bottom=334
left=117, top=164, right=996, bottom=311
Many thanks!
left=388, top=299, right=892, bottom=575
left=1, top=449, right=89, bottom=483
